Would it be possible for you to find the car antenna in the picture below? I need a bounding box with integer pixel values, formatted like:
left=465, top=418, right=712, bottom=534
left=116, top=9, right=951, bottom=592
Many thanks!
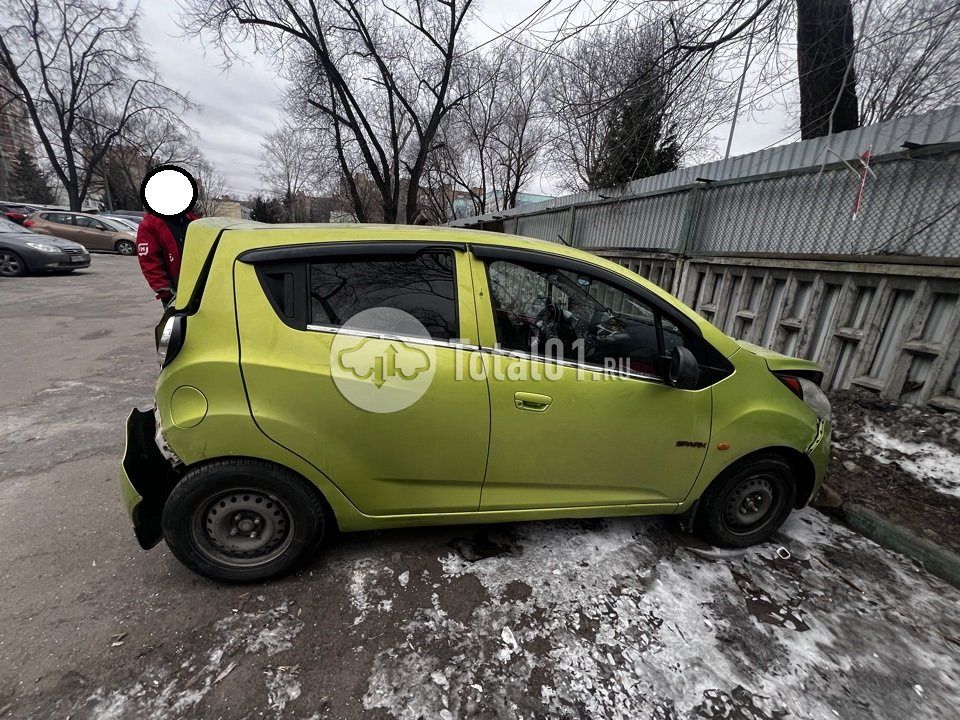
left=556, top=233, right=572, bottom=247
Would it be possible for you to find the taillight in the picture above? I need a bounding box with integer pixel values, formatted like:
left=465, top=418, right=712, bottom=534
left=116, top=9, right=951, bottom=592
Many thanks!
left=776, top=374, right=803, bottom=398
left=157, top=314, right=186, bottom=368
left=23, top=220, right=34, bottom=228
left=774, top=372, right=832, bottom=418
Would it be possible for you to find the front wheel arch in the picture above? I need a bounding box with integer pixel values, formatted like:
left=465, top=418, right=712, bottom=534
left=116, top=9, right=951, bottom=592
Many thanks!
left=115, top=238, right=136, bottom=255
left=688, top=447, right=814, bottom=547
left=702, top=446, right=815, bottom=510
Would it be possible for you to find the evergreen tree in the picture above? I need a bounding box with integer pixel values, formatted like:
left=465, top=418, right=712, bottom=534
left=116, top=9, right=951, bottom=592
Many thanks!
left=590, top=57, right=680, bottom=189
left=250, top=195, right=284, bottom=223
left=8, top=147, right=56, bottom=203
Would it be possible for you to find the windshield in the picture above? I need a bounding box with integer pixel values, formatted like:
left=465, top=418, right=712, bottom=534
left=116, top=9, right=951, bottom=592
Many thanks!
left=0, top=217, right=21, bottom=233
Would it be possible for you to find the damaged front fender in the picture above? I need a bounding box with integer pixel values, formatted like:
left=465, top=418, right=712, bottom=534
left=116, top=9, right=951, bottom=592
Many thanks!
left=119, top=408, right=180, bottom=549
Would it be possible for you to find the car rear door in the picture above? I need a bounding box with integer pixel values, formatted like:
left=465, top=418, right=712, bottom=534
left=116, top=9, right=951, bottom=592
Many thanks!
left=470, top=246, right=713, bottom=511
left=72, top=215, right=112, bottom=250
left=233, top=241, right=491, bottom=516
left=38, top=213, right=79, bottom=241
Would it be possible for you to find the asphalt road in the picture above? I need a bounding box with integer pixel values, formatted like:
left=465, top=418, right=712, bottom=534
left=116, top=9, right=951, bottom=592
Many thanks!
left=1, top=254, right=959, bottom=720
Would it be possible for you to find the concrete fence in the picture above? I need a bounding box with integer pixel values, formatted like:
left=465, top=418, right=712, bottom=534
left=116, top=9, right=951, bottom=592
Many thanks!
left=592, top=250, right=960, bottom=410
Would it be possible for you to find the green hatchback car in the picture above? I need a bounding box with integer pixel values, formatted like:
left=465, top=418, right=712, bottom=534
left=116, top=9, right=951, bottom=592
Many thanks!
left=121, top=219, right=831, bottom=582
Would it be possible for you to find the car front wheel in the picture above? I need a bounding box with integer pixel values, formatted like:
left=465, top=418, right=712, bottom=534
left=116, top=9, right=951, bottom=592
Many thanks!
left=161, top=459, right=328, bottom=582
left=0, top=250, right=25, bottom=276
left=115, top=239, right=136, bottom=255
left=693, top=454, right=796, bottom=548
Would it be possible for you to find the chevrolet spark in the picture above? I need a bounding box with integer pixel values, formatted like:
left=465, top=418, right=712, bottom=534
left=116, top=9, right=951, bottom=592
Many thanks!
left=120, top=219, right=831, bottom=582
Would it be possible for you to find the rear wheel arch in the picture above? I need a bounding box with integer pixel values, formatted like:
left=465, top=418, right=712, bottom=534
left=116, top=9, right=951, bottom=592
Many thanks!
left=161, top=456, right=338, bottom=582
left=173, top=456, right=340, bottom=531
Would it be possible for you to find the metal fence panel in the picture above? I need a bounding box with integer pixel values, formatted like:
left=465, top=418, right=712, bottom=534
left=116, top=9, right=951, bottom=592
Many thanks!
left=573, top=190, right=688, bottom=250
left=514, top=211, right=567, bottom=244
left=690, top=153, right=960, bottom=256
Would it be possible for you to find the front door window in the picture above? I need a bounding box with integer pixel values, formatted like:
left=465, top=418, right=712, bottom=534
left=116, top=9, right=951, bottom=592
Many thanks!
left=486, top=259, right=686, bottom=378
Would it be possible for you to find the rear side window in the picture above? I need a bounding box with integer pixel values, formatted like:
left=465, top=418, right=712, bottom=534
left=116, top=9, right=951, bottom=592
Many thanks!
left=309, top=252, right=458, bottom=341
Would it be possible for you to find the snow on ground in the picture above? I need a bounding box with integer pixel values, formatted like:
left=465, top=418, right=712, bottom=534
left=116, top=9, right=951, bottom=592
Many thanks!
left=362, top=509, right=960, bottom=720
left=85, top=602, right=304, bottom=720
left=858, top=422, right=960, bottom=499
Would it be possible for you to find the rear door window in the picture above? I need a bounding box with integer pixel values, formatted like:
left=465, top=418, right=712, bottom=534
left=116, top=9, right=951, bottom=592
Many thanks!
left=309, top=252, right=458, bottom=342
left=42, top=213, right=71, bottom=224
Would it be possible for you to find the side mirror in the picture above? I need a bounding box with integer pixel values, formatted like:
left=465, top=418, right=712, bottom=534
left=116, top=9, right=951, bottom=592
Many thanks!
left=667, top=346, right=699, bottom=389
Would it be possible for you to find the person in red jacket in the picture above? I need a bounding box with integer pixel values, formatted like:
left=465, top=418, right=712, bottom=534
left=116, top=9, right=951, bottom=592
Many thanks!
left=136, top=165, right=201, bottom=307
left=136, top=211, right=197, bottom=306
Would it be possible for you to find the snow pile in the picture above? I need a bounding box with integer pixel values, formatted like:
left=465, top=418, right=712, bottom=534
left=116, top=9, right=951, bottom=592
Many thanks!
left=363, top=510, right=960, bottom=719
left=861, top=422, right=960, bottom=499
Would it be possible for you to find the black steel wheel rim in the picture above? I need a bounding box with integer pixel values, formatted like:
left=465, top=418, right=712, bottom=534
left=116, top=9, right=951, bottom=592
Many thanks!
left=191, top=488, right=295, bottom=568
left=721, top=473, right=783, bottom=535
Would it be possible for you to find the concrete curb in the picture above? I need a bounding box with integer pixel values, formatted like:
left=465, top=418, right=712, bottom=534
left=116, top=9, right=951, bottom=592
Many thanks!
left=843, top=502, right=960, bottom=590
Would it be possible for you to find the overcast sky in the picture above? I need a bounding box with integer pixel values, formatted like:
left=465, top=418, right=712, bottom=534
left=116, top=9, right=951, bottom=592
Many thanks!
left=141, top=1, right=793, bottom=200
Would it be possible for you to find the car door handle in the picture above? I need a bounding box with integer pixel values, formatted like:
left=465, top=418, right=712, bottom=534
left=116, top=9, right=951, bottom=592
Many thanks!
left=514, top=392, right=553, bottom=412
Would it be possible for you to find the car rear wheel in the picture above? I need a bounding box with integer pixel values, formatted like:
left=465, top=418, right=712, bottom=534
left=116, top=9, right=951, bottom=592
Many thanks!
left=115, top=239, right=136, bottom=255
left=693, top=454, right=796, bottom=548
left=0, top=250, right=25, bottom=277
left=161, top=459, right=328, bottom=582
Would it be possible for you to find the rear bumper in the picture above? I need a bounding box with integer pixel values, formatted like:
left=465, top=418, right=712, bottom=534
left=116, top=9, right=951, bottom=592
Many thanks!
left=805, top=417, right=832, bottom=504
left=120, top=408, right=179, bottom=549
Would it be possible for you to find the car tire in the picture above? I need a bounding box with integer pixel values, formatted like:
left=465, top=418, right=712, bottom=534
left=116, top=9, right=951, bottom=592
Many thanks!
left=693, top=454, right=797, bottom=548
left=115, top=239, right=136, bottom=255
left=0, top=249, right=26, bottom=277
left=161, top=459, right=328, bottom=583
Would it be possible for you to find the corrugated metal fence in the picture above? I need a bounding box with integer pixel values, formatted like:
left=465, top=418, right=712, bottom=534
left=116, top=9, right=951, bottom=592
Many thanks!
left=450, top=109, right=960, bottom=409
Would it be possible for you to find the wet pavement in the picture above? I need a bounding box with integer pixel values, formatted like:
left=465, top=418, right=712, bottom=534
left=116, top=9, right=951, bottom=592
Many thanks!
left=1, top=256, right=959, bottom=719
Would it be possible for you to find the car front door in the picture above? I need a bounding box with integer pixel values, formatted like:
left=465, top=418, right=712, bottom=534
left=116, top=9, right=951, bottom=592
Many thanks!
left=471, top=247, right=713, bottom=511
left=233, top=242, right=491, bottom=516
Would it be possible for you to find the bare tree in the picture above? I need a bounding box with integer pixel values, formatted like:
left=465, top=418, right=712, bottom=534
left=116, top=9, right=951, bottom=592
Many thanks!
left=422, top=42, right=549, bottom=221
left=182, top=0, right=474, bottom=225
left=0, top=0, right=189, bottom=210
left=260, top=120, right=335, bottom=221
left=856, top=0, right=960, bottom=125
left=192, top=156, right=229, bottom=217
left=796, top=0, right=859, bottom=138
left=97, top=113, right=194, bottom=209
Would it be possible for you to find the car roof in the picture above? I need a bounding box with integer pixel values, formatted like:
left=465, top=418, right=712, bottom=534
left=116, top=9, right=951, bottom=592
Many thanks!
left=200, top=218, right=578, bottom=255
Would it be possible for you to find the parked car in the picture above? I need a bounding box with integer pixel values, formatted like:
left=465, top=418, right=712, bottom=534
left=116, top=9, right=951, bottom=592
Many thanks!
left=24, top=210, right=137, bottom=254
left=0, top=201, right=41, bottom=225
left=101, top=214, right=140, bottom=231
left=0, top=215, right=90, bottom=276
left=120, top=219, right=832, bottom=582
left=111, top=210, right=145, bottom=221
